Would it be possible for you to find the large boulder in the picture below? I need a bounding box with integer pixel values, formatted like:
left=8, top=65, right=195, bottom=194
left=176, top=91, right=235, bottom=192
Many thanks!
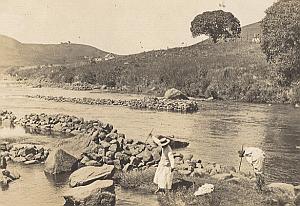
left=64, top=180, right=115, bottom=206
left=164, top=88, right=189, bottom=100
left=44, top=149, right=78, bottom=175
left=69, top=165, right=115, bottom=188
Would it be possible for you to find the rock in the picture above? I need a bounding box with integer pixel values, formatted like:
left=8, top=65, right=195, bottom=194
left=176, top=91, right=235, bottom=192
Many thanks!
left=194, top=184, right=214, bottom=196
left=226, top=177, right=242, bottom=184
left=178, top=170, right=192, bottom=176
left=108, top=144, right=118, bottom=153
left=183, top=154, right=193, bottom=162
left=294, top=185, right=300, bottom=194
left=122, top=163, right=133, bottom=172
left=64, top=180, right=115, bottom=206
left=100, top=141, right=111, bottom=149
left=164, top=88, right=189, bottom=100
left=25, top=145, right=37, bottom=155
left=80, top=156, right=90, bottom=165
left=24, top=160, right=39, bottom=165
left=85, top=160, right=102, bottom=167
left=142, top=149, right=153, bottom=163
left=69, top=165, right=114, bottom=187
left=268, top=183, right=296, bottom=204
left=192, top=168, right=207, bottom=178
left=9, top=170, right=21, bottom=180
left=152, top=148, right=161, bottom=163
left=295, top=193, right=300, bottom=206
left=12, top=156, right=27, bottom=163
left=211, top=173, right=233, bottom=181
left=170, top=139, right=189, bottom=149
left=44, top=149, right=78, bottom=175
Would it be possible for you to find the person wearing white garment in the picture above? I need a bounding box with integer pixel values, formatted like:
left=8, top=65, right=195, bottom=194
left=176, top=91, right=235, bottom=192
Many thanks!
left=152, top=135, right=175, bottom=194
left=238, top=147, right=265, bottom=191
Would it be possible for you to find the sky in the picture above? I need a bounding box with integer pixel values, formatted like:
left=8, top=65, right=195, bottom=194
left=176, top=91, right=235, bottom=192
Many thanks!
left=0, top=0, right=275, bottom=54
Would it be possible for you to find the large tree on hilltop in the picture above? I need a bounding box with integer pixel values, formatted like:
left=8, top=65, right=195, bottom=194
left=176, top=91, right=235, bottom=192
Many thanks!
left=261, top=0, right=300, bottom=85
left=190, top=10, right=241, bottom=43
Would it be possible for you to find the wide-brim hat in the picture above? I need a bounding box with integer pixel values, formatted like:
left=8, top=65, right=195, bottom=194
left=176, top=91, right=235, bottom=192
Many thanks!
left=153, top=135, right=171, bottom=147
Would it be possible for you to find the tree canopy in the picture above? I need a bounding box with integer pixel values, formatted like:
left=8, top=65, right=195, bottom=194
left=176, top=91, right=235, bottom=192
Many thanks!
left=190, top=10, right=241, bottom=43
left=261, top=0, right=300, bottom=84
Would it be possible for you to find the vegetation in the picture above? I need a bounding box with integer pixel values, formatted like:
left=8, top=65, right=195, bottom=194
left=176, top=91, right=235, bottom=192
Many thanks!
left=115, top=168, right=280, bottom=206
left=7, top=22, right=300, bottom=104
left=190, top=10, right=241, bottom=43
left=261, top=0, right=300, bottom=85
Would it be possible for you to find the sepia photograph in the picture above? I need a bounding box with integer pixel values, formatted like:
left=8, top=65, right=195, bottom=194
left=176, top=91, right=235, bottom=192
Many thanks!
left=0, top=0, right=299, bottom=205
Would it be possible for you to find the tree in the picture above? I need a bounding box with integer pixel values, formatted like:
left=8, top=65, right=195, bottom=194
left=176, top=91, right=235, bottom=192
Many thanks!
left=261, top=0, right=300, bottom=84
left=190, top=10, right=241, bottom=43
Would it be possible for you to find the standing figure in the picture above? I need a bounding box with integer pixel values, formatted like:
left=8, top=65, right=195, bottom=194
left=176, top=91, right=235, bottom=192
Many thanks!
left=0, top=155, right=7, bottom=170
left=152, top=135, right=175, bottom=194
left=238, top=147, right=265, bottom=191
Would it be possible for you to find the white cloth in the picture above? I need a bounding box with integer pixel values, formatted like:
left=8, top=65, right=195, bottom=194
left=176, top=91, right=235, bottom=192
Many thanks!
left=153, top=145, right=174, bottom=189
left=243, top=147, right=265, bottom=174
left=194, top=184, right=214, bottom=196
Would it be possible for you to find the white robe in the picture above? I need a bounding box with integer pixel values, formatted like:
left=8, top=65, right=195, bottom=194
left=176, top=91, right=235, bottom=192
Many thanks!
left=153, top=145, right=175, bottom=189
left=244, top=147, right=265, bottom=174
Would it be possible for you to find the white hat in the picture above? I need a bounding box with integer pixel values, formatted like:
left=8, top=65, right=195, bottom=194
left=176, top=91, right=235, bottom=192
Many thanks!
left=153, top=135, right=171, bottom=147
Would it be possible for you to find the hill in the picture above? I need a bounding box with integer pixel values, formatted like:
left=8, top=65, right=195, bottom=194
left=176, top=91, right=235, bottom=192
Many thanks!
left=9, top=22, right=299, bottom=103
left=0, top=34, right=109, bottom=68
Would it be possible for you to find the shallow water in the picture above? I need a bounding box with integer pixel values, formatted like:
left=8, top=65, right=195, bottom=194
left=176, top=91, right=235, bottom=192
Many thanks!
left=0, top=164, right=159, bottom=206
left=0, top=78, right=300, bottom=205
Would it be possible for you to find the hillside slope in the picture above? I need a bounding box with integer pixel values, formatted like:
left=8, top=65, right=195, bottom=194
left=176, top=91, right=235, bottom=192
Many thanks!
left=0, top=34, right=109, bottom=68
left=11, top=22, right=296, bottom=103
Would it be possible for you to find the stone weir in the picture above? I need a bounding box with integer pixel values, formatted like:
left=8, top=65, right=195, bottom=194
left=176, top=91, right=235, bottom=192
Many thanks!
left=26, top=95, right=199, bottom=113
left=9, top=112, right=189, bottom=167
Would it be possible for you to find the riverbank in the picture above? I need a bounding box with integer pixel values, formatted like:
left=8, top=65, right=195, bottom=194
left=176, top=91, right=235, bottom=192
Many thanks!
left=5, top=38, right=300, bottom=105
left=117, top=168, right=300, bottom=206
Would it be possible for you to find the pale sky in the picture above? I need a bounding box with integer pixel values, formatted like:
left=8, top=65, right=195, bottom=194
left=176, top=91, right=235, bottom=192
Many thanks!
left=0, top=0, right=275, bottom=54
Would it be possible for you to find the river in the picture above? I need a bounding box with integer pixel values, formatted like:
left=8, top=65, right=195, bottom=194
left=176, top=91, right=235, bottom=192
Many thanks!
left=0, top=78, right=299, bottom=205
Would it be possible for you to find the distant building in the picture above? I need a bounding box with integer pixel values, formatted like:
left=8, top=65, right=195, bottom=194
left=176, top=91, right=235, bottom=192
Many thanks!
left=104, top=53, right=115, bottom=61
left=252, top=34, right=261, bottom=44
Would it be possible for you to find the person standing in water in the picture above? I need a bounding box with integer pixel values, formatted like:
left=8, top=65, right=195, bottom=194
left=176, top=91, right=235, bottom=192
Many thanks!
left=238, top=147, right=265, bottom=191
left=152, top=135, right=175, bottom=194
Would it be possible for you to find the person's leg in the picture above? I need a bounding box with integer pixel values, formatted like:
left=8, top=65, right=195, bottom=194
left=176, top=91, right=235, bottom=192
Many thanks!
left=255, top=173, right=264, bottom=192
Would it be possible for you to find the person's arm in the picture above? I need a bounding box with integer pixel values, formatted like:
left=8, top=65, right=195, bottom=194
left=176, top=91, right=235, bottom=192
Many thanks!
left=167, top=146, right=175, bottom=171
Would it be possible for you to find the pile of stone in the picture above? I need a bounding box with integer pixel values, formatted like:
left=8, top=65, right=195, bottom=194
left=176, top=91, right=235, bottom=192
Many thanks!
left=27, top=95, right=199, bottom=113
left=17, top=113, right=112, bottom=136
left=79, top=129, right=190, bottom=172
left=0, top=110, right=17, bottom=125
left=0, top=142, right=49, bottom=165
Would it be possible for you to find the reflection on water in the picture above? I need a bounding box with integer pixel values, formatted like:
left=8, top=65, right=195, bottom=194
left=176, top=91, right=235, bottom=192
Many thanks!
left=0, top=78, right=299, bottom=205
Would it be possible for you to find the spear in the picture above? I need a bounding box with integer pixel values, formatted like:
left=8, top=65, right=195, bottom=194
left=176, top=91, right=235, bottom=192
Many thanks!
left=238, top=145, right=244, bottom=171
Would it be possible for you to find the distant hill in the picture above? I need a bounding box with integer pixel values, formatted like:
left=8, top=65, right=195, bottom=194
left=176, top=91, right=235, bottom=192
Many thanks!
left=12, top=22, right=291, bottom=103
left=0, top=34, right=109, bottom=68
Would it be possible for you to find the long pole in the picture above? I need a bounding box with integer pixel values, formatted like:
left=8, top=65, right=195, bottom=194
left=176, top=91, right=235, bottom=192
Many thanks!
left=144, top=128, right=154, bottom=144
left=238, top=145, right=244, bottom=171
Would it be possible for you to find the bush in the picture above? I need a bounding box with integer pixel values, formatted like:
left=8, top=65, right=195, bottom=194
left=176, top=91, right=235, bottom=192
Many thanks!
left=261, top=0, right=300, bottom=85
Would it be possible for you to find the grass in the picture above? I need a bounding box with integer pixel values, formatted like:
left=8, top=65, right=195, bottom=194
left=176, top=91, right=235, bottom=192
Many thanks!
left=7, top=22, right=300, bottom=103
left=114, top=168, right=278, bottom=206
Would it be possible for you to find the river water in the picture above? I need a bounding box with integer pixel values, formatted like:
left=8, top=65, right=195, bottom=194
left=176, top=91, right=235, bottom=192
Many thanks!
left=0, top=78, right=299, bottom=206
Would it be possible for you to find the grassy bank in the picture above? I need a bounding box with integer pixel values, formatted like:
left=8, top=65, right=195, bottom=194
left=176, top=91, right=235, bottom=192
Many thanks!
left=115, top=168, right=300, bottom=206
left=8, top=40, right=299, bottom=104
